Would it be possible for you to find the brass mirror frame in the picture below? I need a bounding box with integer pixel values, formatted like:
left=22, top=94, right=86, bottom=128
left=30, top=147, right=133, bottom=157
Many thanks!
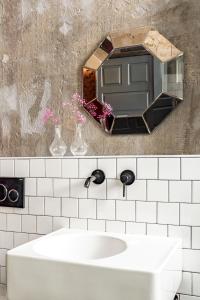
left=82, top=27, right=183, bottom=134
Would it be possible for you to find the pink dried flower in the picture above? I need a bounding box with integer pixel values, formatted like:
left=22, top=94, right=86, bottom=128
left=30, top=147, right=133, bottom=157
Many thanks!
left=63, top=93, right=87, bottom=124
left=42, top=108, right=60, bottom=125
left=63, top=93, right=112, bottom=124
left=95, top=103, right=113, bottom=120
left=102, top=103, right=112, bottom=120
left=42, top=108, right=54, bottom=123
left=71, top=93, right=86, bottom=106
left=75, top=111, right=86, bottom=124
left=86, top=103, right=98, bottom=117
left=52, top=116, right=60, bottom=125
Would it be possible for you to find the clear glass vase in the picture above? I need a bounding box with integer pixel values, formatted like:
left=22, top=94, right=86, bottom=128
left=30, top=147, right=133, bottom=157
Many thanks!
left=49, top=125, right=67, bottom=156
left=70, top=123, right=88, bottom=156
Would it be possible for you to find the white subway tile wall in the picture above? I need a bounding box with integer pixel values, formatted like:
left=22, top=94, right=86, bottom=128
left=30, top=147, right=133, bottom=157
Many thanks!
left=30, top=159, right=45, bottom=177
left=0, top=156, right=199, bottom=300
left=0, top=160, right=14, bottom=177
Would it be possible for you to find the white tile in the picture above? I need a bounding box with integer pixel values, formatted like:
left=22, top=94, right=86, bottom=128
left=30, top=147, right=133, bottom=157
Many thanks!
left=182, top=158, right=200, bottom=180
left=28, top=234, right=42, bottom=241
left=88, top=181, right=106, bottom=199
left=22, top=215, right=36, bottom=233
left=192, top=227, right=200, bottom=249
left=62, top=198, right=78, bottom=218
left=0, top=231, right=13, bottom=249
left=0, top=160, right=14, bottom=177
left=37, top=178, right=53, bottom=197
left=70, top=179, right=87, bottom=198
left=169, top=181, right=191, bottom=202
left=79, top=198, right=96, bottom=219
left=52, top=217, right=69, bottom=231
left=7, top=214, right=21, bottom=232
left=98, top=158, right=116, bottom=178
left=0, top=266, right=6, bottom=284
left=181, top=204, right=200, bottom=226
left=127, top=180, right=146, bottom=201
left=45, top=197, right=61, bottom=216
left=193, top=273, right=200, bottom=296
left=30, top=159, right=45, bottom=177
left=178, top=272, right=192, bottom=295
left=79, top=159, right=97, bottom=178
left=147, top=180, right=168, bottom=202
left=0, top=249, right=7, bottom=266
left=15, top=159, right=29, bottom=177
left=20, top=196, right=29, bottom=215
left=107, top=179, right=124, bottom=200
left=70, top=218, right=87, bottom=230
left=159, top=158, right=180, bottom=180
left=117, top=158, right=136, bottom=179
left=126, top=222, right=146, bottom=235
left=88, top=219, right=105, bottom=232
left=97, top=200, right=115, bottom=220
left=106, top=221, right=125, bottom=233
left=0, top=214, right=6, bottom=231
left=193, top=181, right=200, bottom=203
left=25, top=178, right=37, bottom=196
left=116, top=200, right=135, bottom=221
left=14, top=232, right=29, bottom=247
left=168, top=225, right=191, bottom=248
left=62, top=159, right=78, bottom=178
left=37, top=216, right=52, bottom=234
left=137, top=158, right=158, bottom=179
left=46, top=159, right=61, bottom=177
left=136, top=201, right=156, bottom=223
left=158, top=203, right=179, bottom=225
left=29, top=197, right=44, bottom=215
left=147, top=224, right=167, bottom=236
left=54, top=178, right=69, bottom=197
left=183, top=249, right=200, bottom=272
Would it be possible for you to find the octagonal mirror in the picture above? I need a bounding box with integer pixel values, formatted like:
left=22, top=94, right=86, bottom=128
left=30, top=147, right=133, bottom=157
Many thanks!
left=82, top=27, right=183, bottom=134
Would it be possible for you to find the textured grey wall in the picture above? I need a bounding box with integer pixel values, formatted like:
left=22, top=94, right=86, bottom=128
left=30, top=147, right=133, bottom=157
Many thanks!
left=0, top=0, right=199, bottom=156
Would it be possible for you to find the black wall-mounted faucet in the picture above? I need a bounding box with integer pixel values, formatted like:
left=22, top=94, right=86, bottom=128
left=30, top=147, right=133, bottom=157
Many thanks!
left=120, top=170, right=135, bottom=197
left=84, top=170, right=105, bottom=188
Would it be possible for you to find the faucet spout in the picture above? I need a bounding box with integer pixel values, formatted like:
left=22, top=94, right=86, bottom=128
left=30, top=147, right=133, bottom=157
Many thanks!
left=84, top=175, right=96, bottom=188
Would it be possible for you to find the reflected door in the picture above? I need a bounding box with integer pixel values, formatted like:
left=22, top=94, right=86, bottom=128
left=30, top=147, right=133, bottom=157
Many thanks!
left=97, top=55, right=154, bottom=117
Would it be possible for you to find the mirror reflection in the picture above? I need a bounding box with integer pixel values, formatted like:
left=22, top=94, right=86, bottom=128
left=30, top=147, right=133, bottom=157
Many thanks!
left=82, top=28, right=183, bottom=134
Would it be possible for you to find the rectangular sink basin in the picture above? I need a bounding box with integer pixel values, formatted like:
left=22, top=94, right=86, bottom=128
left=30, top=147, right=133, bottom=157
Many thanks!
left=7, top=229, right=182, bottom=300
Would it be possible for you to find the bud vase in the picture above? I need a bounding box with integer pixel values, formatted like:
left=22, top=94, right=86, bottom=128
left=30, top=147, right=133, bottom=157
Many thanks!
left=49, top=125, right=67, bottom=156
left=70, top=123, right=88, bottom=156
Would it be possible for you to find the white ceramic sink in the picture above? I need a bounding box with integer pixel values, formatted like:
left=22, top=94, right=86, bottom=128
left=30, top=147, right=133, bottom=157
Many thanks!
left=34, top=234, right=127, bottom=260
left=7, top=229, right=182, bottom=300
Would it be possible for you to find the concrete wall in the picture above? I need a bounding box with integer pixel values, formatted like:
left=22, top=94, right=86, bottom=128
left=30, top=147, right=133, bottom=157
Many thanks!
left=0, top=0, right=199, bottom=156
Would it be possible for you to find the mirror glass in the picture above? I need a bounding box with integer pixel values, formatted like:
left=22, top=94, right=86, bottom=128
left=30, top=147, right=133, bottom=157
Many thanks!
left=82, top=28, right=183, bottom=134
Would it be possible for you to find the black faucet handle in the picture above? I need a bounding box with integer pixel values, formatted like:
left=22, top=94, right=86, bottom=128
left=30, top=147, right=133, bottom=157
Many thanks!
left=84, top=169, right=105, bottom=188
left=120, top=170, right=135, bottom=197
left=122, top=182, right=126, bottom=198
left=92, top=170, right=105, bottom=184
